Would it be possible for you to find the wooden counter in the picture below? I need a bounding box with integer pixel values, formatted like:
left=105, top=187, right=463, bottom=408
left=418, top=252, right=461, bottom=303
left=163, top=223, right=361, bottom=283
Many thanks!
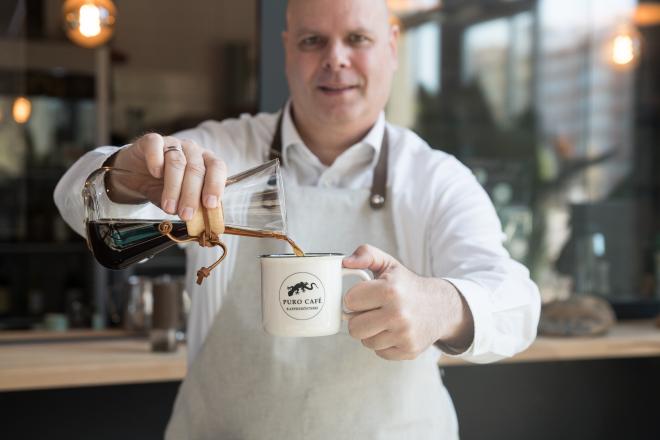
left=1, top=321, right=659, bottom=392
left=0, top=336, right=186, bottom=392
left=441, top=319, right=660, bottom=366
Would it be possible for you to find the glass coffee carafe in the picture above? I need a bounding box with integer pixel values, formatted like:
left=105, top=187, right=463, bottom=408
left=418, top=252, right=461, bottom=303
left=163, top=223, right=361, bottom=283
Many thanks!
left=82, top=159, right=301, bottom=282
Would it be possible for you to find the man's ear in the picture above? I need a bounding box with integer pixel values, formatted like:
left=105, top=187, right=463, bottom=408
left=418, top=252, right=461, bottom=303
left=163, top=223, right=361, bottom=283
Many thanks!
left=389, top=24, right=400, bottom=69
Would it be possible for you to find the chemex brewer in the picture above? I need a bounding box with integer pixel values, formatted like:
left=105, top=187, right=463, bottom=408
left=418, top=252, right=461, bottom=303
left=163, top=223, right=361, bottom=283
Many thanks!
left=82, top=159, right=304, bottom=285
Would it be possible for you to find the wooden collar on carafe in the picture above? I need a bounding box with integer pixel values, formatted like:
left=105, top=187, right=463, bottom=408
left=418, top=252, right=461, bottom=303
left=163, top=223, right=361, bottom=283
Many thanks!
left=268, top=110, right=389, bottom=210
left=187, top=204, right=228, bottom=285
left=159, top=203, right=228, bottom=285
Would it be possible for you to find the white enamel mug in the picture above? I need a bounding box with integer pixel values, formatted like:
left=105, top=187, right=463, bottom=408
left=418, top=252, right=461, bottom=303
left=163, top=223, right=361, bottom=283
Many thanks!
left=260, top=253, right=371, bottom=337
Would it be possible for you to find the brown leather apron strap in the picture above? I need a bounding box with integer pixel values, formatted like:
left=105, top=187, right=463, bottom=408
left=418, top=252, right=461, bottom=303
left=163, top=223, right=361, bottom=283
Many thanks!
left=269, top=109, right=388, bottom=210
left=269, top=111, right=285, bottom=162
left=369, top=129, right=388, bottom=210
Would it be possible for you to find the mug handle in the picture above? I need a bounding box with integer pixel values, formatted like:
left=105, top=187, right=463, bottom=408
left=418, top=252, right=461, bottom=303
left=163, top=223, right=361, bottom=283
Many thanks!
left=341, top=268, right=372, bottom=320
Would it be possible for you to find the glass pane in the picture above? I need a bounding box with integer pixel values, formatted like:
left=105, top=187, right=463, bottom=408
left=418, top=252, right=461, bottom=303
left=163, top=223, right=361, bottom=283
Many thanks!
left=388, top=0, right=660, bottom=316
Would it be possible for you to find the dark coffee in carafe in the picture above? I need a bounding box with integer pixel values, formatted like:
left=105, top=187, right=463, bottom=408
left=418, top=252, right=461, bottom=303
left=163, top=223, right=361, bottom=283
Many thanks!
left=86, top=219, right=304, bottom=270
left=86, top=220, right=188, bottom=270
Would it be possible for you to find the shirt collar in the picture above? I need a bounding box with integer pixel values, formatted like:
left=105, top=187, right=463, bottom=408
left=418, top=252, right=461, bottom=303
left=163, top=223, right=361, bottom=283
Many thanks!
left=280, top=100, right=386, bottom=165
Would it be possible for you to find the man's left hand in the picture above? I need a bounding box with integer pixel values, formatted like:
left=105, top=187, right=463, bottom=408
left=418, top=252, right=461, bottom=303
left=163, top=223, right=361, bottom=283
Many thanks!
left=343, top=244, right=474, bottom=361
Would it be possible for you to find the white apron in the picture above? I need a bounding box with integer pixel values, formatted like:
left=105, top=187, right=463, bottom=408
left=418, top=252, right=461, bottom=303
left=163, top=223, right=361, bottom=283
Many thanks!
left=166, top=164, right=458, bottom=440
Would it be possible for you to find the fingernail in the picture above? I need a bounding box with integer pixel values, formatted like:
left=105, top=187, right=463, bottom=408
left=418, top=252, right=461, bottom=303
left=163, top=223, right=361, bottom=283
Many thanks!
left=204, top=195, right=218, bottom=208
left=181, top=207, right=193, bottom=221
left=151, top=166, right=162, bottom=178
left=163, top=199, right=176, bottom=213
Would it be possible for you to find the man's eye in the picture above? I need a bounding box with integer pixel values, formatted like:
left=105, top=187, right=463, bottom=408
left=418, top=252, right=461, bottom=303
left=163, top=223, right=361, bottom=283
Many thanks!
left=300, top=36, right=322, bottom=48
left=348, top=34, right=370, bottom=45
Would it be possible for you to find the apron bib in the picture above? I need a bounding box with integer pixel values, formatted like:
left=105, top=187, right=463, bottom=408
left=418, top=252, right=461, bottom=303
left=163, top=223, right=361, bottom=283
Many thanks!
left=166, top=180, right=457, bottom=439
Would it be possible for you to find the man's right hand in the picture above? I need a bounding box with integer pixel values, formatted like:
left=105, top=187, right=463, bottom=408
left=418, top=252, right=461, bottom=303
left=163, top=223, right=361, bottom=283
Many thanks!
left=108, top=133, right=227, bottom=221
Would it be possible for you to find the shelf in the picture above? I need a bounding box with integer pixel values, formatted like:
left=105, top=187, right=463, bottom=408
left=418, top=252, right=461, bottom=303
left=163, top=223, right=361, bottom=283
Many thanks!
left=0, top=242, right=88, bottom=254
left=0, top=38, right=95, bottom=75
left=0, top=329, right=140, bottom=344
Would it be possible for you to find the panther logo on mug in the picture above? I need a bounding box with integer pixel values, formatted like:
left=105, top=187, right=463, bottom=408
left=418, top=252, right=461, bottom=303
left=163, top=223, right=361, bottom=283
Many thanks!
left=279, top=272, right=325, bottom=320
left=287, top=281, right=318, bottom=296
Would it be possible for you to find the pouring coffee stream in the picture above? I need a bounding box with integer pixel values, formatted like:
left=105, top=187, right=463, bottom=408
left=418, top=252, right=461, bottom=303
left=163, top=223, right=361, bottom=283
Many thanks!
left=158, top=220, right=305, bottom=284
left=83, top=159, right=304, bottom=285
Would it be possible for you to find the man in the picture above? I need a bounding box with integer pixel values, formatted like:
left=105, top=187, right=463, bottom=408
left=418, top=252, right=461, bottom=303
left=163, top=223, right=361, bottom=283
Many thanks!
left=54, top=0, right=540, bottom=438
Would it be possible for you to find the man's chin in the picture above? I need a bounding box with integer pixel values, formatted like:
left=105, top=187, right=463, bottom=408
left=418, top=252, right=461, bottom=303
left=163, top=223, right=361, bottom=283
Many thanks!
left=317, top=104, right=365, bottom=125
left=293, top=96, right=369, bottom=128
left=324, top=114, right=363, bottom=129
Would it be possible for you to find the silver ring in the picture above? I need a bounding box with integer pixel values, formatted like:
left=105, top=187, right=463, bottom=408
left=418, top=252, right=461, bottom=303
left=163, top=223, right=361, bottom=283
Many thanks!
left=164, top=145, right=183, bottom=154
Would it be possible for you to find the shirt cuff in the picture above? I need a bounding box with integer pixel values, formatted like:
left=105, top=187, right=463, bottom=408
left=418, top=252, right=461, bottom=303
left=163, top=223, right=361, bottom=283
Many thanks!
left=441, top=277, right=502, bottom=363
left=84, top=145, right=130, bottom=174
left=54, top=145, right=132, bottom=238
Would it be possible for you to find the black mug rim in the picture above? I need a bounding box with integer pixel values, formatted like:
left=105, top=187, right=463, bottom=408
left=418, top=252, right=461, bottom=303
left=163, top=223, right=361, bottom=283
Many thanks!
left=260, top=253, right=344, bottom=258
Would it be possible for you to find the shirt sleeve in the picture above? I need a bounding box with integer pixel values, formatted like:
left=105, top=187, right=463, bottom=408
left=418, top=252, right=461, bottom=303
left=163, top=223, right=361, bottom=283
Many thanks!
left=429, top=159, right=541, bottom=364
left=53, top=146, right=123, bottom=238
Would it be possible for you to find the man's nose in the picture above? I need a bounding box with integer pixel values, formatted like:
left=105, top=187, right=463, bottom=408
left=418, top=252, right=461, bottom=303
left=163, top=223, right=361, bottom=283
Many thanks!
left=322, top=41, right=351, bottom=71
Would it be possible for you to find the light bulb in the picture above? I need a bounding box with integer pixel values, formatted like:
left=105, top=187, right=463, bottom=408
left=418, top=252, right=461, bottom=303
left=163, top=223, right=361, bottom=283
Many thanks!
left=608, top=25, right=641, bottom=68
left=12, top=96, right=32, bottom=124
left=63, top=0, right=117, bottom=48
left=612, top=34, right=635, bottom=65
left=79, top=4, right=102, bottom=38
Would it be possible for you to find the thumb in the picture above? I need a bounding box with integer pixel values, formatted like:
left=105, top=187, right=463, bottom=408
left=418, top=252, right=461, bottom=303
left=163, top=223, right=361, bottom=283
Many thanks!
left=343, top=244, right=397, bottom=275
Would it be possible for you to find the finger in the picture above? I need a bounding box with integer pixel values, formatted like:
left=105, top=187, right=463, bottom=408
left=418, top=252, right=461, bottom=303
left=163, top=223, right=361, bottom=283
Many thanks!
left=362, top=330, right=397, bottom=351
left=161, top=136, right=186, bottom=215
left=177, top=139, right=206, bottom=221
left=375, top=347, right=416, bottom=361
left=201, top=150, right=227, bottom=209
left=343, top=279, right=390, bottom=312
left=343, top=244, right=398, bottom=276
left=135, top=133, right=165, bottom=178
left=347, top=308, right=390, bottom=340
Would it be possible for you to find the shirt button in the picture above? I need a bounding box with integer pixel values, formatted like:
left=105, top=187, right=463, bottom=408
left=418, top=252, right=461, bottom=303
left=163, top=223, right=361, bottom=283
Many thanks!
left=319, top=175, right=334, bottom=187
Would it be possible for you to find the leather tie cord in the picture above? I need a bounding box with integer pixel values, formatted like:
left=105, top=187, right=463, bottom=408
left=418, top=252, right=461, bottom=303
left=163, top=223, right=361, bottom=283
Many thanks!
left=158, top=205, right=228, bottom=285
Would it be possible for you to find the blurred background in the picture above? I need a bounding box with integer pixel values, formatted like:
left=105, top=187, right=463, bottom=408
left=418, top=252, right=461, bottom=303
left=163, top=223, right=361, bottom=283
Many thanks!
left=264, top=0, right=660, bottom=318
left=0, top=0, right=659, bottom=439
left=0, top=0, right=257, bottom=331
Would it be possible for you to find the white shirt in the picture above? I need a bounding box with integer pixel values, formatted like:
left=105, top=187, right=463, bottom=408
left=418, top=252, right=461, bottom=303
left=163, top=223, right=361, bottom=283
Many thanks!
left=54, top=103, right=541, bottom=364
left=280, top=102, right=385, bottom=188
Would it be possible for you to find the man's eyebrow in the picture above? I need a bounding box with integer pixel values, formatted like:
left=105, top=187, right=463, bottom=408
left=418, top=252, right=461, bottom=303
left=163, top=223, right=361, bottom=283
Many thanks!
left=294, top=26, right=376, bottom=37
left=294, top=27, right=322, bottom=37
left=348, top=27, right=375, bottom=35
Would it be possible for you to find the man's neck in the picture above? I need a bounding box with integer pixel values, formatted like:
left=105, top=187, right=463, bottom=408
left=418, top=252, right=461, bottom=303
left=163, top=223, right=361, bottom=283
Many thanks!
left=291, top=108, right=376, bottom=166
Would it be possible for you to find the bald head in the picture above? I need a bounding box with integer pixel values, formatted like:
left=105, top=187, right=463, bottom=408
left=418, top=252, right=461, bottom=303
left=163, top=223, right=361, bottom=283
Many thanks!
left=286, top=0, right=391, bottom=33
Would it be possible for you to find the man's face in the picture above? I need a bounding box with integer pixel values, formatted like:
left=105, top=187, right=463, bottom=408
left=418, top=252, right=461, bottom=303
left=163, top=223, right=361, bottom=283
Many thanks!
left=283, top=0, right=398, bottom=128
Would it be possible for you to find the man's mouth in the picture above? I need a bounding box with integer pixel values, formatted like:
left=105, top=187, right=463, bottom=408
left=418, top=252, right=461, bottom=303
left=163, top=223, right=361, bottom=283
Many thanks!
left=317, top=84, right=359, bottom=94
